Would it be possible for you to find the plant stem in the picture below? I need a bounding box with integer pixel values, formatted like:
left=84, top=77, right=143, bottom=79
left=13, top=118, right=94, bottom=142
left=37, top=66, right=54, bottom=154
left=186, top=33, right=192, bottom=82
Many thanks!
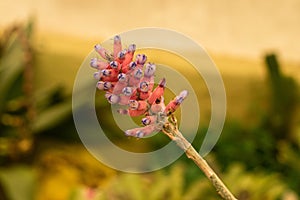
left=162, top=115, right=238, bottom=200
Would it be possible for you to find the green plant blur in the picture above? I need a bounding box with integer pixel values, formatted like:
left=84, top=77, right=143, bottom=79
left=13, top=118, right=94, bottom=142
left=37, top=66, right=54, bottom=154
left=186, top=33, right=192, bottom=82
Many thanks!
left=0, top=21, right=299, bottom=200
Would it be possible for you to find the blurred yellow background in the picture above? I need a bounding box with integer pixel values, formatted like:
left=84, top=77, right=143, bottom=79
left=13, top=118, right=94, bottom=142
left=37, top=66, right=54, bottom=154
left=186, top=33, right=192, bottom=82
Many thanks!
left=1, top=0, right=300, bottom=61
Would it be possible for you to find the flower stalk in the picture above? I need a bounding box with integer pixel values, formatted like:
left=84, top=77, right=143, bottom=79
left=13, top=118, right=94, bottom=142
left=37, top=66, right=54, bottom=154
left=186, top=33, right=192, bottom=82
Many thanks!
left=162, top=115, right=237, bottom=200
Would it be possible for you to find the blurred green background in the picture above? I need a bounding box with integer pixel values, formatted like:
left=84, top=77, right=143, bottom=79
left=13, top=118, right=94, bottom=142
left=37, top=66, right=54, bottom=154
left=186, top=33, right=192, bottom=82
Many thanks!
left=1, top=1, right=300, bottom=200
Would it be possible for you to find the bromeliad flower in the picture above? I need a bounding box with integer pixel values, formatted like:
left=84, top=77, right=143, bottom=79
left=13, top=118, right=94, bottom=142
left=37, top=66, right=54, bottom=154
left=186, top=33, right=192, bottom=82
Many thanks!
left=90, top=35, right=188, bottom=138
left=89, top=36, right=237, bottom=200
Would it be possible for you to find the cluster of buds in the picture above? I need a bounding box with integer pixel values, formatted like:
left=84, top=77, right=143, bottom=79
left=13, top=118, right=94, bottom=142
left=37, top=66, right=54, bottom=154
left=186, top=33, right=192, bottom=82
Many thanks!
left=90, top=35, right=188, bottom=138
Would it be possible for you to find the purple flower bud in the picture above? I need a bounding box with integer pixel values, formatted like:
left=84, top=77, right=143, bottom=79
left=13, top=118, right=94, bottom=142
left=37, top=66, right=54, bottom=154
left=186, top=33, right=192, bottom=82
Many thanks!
left=129, top=62, right=137, bottom=70
left=114, top=35, right=121, bottom=42
left=159, top=77, right=166, bottom=87
left=136, top=130, right=144, bottom=138
left=124, top=130, right=131, bottom=136
left=122, top=87, right=133, bottom=96
left=110, top=61, right=118, bottom=69
left=93, top=71, right=102, bottom=80
left=103, top=82, right=112, bottom=90
left=117, top=49, right=127, bottom=59
left=90, top=58, right=98, bottom=68
left=97, top=81, right=112, bottom=90
left=175, top=90, right=189, bottom=103
left=94, top=44, right=102, bottom=51
left=134, top=69, right=143, bottom=79
left=96, top=81, right=105, bottom=90
left=129, top=100, right=138, bottom=110
left=136, top=54, right=147, bottom=65
left=118, top=73, right=127, bottom=82
left=142, top=117, right=151, bottom=125
left=139, top=81, right=149, bottom=92
left=144, top=63, right=156, bottom=77
left=101, top=69, right=111, bottom=76
left=128, top=44, right=136, bottom=53
left=106, top=94, right=120, bottom=104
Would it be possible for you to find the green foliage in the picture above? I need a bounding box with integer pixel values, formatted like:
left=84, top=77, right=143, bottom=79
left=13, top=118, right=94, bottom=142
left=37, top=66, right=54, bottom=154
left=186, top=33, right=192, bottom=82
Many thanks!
left=0, top=21, right=83, bottom=164
left=224, top=164, right=295, bottom=200
left=277, top=141, right=300, bottom=195
left=212, top=54, right=300, bottom=196
left=263, top=54, right=299, bottom=141
left=0, top=166, right=36, bottom=200
left=87, top=163, right=294, bottom=200
left=0, top=21, right=37, bottom=161
left=97, top=164, right=189, bottom=200
left=214, top=122, right=279, bottom=171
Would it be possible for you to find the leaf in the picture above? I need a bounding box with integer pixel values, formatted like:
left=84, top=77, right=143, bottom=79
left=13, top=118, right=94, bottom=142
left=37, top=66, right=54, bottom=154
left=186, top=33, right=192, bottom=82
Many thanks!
left=0, top=166, right=36, bottom=200
left=32, top=99, right=72, bottom=134
left=0, top=37, right=25, bottom=114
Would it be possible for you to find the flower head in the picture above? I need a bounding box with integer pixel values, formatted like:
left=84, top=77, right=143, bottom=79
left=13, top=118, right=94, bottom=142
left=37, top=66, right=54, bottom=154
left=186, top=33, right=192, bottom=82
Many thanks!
left=91, top=36, right=188, bottom=138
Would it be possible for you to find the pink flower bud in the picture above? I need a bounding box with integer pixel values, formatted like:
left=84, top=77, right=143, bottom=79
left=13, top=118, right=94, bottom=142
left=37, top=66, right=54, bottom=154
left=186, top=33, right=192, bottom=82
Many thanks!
left=144, top=63, right=156, bottom=77
left=117, top=49, right=127, bottom=61
left=117, top=108, right=147, bottom=117
left=164, top=90, right=188, bottom=115
left=125, top=124, right=160, bottom=138
left=129, top=100, right=149, bottom=111
left=128, top=44, right=136, bottom=54
left=149, top=96, right=165, bottom=114
left=105, top=93, right=120, bottom=104
left=135, top=54, right=147, bottom=66
left=128, top=69, right=143, bottom=86
left=97, top=81, right=112, bottom=91
left=112, top=73, right=128, bottom=94
left=101, top=69, right=119, bottom=82
left=93, top=71, right=102, bottom=80
left=94, top=44, right=111, bottom=60
left=142, top=115, right=157, bottom=125
left=148, top=78, right=166, bottom=105
left=113, top=35, right=122, bottom=59
left=122, top=50, right=135, bottom=68
left=90, top=58, right=109, bottom=70
left=128, top=62, right=137, bottom=70
left=138, top=82, right=151, bottom=100
left=109, top=61, right=119, bottom=69
left=117, top=87, right=134, bottom=105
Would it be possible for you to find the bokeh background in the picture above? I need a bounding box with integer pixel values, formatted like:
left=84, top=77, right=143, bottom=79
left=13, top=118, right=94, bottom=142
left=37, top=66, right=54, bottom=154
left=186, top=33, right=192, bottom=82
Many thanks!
left=0, top=0, right=300, bottom=199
